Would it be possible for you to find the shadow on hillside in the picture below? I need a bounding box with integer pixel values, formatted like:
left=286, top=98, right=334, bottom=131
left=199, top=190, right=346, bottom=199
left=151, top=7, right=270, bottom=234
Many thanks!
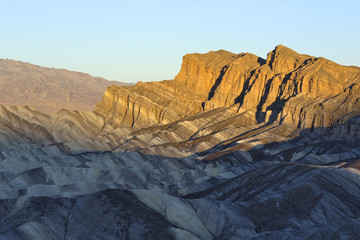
left=1, top=118, right=360, bottom=239
left=67, top=119, right=360, bottom=237
left=64, top=116, right=360, bottom=192
left=65, top=114, right=360, bottom=167
left=190, top=117, right=360, bottom=169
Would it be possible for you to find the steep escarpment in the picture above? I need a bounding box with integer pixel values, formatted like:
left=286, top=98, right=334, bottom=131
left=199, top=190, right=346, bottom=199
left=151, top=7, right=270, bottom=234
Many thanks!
left=247, top=45, right=360, bottom=127
left=95, top=45, right=360, bottom=130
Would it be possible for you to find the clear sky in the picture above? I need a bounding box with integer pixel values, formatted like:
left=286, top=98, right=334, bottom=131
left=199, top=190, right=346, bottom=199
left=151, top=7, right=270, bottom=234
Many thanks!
left=1, top=0, right=359, bottom=83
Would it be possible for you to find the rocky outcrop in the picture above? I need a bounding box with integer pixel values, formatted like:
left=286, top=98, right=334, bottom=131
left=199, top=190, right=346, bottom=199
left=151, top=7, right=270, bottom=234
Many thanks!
left=94, top=82, right=203, bottom=128
left=0, top=59, right=129, bottom=112
left=95, top=45, right=360, bottom=131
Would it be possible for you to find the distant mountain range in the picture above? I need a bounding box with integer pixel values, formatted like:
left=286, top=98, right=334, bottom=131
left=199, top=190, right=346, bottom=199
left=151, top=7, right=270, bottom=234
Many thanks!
left=0, top=59, right=130, bottom=112
left=0, top=46, right=360, bottom=239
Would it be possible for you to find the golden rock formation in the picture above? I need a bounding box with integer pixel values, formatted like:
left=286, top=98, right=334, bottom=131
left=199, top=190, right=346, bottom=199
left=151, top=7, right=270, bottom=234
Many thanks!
left=94, top=45, right=360, bottom=131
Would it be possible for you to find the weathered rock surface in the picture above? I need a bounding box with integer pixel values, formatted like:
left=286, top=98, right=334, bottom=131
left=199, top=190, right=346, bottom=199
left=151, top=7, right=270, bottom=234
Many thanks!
left=0, top=59, right=129, bottom=112
left=95, top=45, right=360, bottom=131
left=94, top=82, right=202, bottom=128
left=0, top=104, right=360, bottom=239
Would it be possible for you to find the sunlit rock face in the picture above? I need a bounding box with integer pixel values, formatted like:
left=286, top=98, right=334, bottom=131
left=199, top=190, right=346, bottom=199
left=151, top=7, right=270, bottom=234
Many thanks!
left=1, top=46, right=360, bottom=239
left=95, top=45, right=360, bottom=130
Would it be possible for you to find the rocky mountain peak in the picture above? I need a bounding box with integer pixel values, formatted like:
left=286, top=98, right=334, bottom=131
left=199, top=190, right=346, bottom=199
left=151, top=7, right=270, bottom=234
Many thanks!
left=266, top=44, right=309, bottom=74
left=94, top=45, right=360, bottom=131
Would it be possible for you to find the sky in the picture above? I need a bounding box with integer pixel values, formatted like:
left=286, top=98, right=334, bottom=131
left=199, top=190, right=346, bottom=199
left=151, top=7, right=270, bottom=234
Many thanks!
left=1, top=0, right=359, bottom=83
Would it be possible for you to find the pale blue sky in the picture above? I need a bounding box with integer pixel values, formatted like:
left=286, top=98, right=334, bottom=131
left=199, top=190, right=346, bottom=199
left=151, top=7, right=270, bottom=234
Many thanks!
left=1, top=0, right=359, bottom=83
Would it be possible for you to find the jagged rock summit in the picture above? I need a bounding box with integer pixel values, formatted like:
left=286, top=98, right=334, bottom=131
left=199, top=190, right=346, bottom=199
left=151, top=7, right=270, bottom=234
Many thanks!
left=0, top=59, right=129, bottom=112
left=95, top=45, right=360, bottom=130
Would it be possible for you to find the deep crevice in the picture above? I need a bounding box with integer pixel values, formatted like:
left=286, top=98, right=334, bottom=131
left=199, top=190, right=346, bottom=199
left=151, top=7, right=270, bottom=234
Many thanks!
left=207, top=65, right=229, bottom=101
left=264, top=72, right=298, bottom=124
left=255, top=76, right=276, bottom=123
left=257, top=57, right=266, bottom=66
left=234, top=69, right=258, bottom=107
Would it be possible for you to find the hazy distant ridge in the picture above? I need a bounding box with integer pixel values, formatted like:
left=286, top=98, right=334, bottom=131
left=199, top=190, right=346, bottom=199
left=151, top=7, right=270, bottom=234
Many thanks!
left=0, top=59, right=129, bottom=112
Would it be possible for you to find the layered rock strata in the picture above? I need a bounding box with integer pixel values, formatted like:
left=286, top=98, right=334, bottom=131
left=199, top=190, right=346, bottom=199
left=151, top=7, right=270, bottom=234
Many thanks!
left=95, top=45, right=360, bottom=131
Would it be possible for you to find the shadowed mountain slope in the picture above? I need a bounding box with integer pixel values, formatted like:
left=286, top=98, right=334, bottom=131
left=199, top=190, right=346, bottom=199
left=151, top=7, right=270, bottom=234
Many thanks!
left=0, top=104, right=359, bottom=239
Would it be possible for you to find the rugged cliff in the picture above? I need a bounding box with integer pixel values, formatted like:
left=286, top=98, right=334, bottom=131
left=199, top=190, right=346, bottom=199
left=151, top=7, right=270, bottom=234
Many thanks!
left=94, top=45, right=360, bottom=131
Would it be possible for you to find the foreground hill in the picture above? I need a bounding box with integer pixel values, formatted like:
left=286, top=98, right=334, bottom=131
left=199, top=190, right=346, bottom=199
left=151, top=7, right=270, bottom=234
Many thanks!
left=0, top=59, right=129, bottom=112
left=0, top=46, right=360, bottom=239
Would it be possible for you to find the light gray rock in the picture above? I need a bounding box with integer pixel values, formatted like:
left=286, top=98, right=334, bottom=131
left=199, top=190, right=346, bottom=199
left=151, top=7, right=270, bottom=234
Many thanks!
left=0, top=105, right=360, bottom=239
